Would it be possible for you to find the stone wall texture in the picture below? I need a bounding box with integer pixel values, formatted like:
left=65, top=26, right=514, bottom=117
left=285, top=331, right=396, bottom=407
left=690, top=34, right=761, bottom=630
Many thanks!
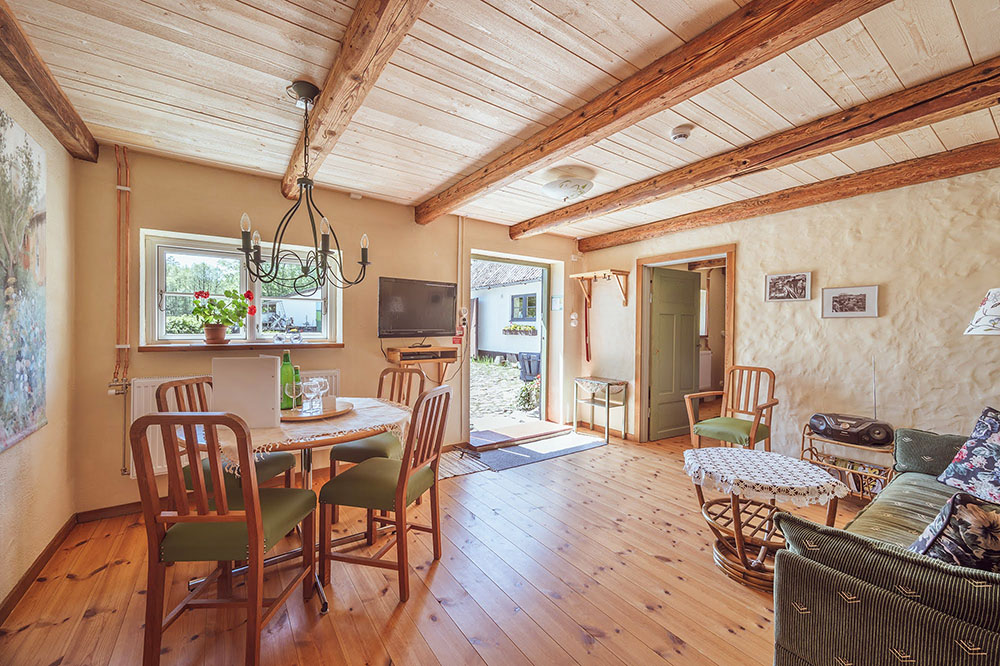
left=581, top=167, right=1000, bottom=456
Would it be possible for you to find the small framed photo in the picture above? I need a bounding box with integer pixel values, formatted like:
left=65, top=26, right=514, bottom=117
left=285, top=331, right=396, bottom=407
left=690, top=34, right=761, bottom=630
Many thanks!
left=765, top=272, right=811, bottom=302
left=822, top=286, right=879, bottom=318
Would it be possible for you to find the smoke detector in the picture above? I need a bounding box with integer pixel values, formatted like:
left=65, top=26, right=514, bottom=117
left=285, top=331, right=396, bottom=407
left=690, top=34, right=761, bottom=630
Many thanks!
left=540, top=165, right=596, bottom=202
left=670, top=124, right=694, bottom=143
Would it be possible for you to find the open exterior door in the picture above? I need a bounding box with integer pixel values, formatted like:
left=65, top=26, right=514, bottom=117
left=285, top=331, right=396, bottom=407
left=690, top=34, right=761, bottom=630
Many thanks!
left=647, top=268, right=701, bottom=440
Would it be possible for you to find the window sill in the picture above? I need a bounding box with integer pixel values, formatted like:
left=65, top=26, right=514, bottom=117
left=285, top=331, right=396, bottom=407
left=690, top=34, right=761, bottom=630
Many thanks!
left=138, top=341, right=344, bottom=352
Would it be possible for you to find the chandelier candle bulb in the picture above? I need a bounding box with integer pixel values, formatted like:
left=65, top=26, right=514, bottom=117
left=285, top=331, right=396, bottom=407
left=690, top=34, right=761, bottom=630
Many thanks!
left=240, top=213, right=252, bottom=251
left=360, top=233, right=369, bottom=265
left=321, top=217, right=330, bottom=254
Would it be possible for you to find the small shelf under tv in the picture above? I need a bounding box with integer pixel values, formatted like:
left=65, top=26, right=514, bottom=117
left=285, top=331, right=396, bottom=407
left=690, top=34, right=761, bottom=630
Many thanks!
left=386, top=346, right=458, bottom=385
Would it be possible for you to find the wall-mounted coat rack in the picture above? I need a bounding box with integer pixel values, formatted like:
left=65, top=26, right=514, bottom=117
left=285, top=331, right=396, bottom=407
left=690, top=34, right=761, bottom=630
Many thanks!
left=571, top=269, right=629, bottom=361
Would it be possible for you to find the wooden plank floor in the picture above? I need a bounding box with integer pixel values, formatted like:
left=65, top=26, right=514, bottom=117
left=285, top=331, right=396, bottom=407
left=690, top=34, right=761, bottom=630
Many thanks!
left=0, top=432, right=862, bottom=665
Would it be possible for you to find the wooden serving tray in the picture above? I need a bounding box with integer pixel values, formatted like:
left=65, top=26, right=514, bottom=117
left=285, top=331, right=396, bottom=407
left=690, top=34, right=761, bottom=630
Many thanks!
left=281, top=399, right=354, bottom=422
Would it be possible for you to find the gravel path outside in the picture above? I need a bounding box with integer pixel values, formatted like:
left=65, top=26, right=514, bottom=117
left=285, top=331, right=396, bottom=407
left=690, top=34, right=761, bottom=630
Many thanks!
left=470, top=359, right=539, bottom=428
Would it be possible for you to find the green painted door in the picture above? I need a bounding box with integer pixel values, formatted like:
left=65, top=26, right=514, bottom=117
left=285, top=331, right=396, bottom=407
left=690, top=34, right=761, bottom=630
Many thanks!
left=648, top=268, right=701, bottom=440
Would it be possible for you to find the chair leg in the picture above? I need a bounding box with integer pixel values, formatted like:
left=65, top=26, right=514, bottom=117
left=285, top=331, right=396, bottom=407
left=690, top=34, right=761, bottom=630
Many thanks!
left=330, top=460, right=340, bottom=524
left=395, top=506, right=410, bottom=602
left=415, top=493, right=423, bottom=506
left=284, top=468, right=293, bottom=488
left=693, top=433, right=701, bottom=448
left=218, top=561, right=232, bottom=598
left=430, top=483, right=442, bottom=561
left=366, top=509, right=375, bottom=546
left=142, top=559, right=166, bottom=666
left=319, top=504, right=332, bottom=587
left=302, top=510, right=315, bottom=601
left=245, top=558, right=264, bottom=666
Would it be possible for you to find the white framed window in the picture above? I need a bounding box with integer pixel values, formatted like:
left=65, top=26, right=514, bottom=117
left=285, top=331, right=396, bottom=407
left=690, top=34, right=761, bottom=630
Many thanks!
left=140, top=229, right=342, bottom=345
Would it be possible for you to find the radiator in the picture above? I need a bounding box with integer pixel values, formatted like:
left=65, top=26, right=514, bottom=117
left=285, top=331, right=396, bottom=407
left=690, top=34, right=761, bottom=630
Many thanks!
left=129, top=369, right=340, bottom=478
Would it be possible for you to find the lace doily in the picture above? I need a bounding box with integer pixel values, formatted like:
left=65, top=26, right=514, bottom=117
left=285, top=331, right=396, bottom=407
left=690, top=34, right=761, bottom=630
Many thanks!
left=683, top=447, right=849, bottom=507
left=218, top=397, right=411, bottom=476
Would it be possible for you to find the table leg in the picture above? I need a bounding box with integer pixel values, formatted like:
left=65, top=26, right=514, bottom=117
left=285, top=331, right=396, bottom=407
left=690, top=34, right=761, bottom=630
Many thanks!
left=589, top=392, right=595, bottom=431
left=604, top=390, right=610, bottom=444
left=730, top=494, right=751, bottom=570
left=622, top=385, right=627, bottom=440
left=573, top=382, right=578, bottom=433
left=825, top=496, right=839, bottom=527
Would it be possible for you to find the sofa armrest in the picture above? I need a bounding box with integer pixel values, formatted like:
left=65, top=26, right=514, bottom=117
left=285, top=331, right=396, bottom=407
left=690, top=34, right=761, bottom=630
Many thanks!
left=776, top=512, right=1000, bottom=634
left=893, top=427, right=967, bottom=475
left=774, top=550, right=1000, bottom=666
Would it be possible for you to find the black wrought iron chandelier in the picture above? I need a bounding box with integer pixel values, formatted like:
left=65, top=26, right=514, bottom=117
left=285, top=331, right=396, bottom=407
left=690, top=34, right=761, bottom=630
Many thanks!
left=239, top=80, right=370, bottom=296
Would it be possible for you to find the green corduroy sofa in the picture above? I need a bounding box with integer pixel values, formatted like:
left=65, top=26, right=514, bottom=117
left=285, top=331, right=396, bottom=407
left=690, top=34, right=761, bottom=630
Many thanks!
left=773, top=428, right=1000, bottom=666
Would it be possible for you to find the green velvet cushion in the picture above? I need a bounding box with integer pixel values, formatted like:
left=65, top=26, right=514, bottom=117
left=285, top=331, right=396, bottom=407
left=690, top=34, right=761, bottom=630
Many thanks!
left=844, top=472, right=955, bottom=547
left=893, top=427, right=967, bottom=476
left=160, top=487, right=315, bottom=562
left=329, top=431, right=402, bottom=465
left=692, top=417, right=769, bottom=447
left=183, top=451, right=296, bottom=496
left=319, top=457, right=434, bottom=512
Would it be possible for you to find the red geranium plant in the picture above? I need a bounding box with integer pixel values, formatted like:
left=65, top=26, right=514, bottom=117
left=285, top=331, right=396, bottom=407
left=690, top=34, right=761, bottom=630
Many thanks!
left=191, top=289, right=255, bottom=327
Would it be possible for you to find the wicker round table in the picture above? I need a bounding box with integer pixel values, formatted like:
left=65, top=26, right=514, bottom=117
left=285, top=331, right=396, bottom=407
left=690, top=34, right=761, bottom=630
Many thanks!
left=683, top=447, right=849, bottom=590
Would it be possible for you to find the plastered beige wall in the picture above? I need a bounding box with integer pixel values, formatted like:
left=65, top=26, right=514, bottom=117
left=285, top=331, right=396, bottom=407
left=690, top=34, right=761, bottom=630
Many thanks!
left=583, top=168, right=1000, bottom=454
left=71, top=150, right=581, bottom=512
left=0, top=80, right=76, bottom=602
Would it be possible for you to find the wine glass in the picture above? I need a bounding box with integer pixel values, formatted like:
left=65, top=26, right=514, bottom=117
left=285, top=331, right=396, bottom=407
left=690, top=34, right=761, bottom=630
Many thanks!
left=313, top=377, right=330, bottom=407
left=284, top=381, right=303, bottom=411
left=302, top=379, right=321, bottom=411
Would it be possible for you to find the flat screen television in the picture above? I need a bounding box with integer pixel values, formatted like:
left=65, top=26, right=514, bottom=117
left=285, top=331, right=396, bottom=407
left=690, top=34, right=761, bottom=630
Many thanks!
left=378, top=277, right=457, bottom=338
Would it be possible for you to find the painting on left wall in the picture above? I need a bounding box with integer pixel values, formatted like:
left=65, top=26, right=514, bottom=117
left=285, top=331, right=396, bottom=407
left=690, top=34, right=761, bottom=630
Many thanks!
left=0, top=108, right=47, bottom=451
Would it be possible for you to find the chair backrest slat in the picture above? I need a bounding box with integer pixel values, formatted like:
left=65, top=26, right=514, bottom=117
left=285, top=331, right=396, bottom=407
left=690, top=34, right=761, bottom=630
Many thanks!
left=378, top=367, right=425, bottom=407
left=131, top=412, right=261, bottom=527
left=721, top=365, right=775, bottom=420
left=396, top=386, right=451, bottom=497
left=155, top=376, right=213, bottom=413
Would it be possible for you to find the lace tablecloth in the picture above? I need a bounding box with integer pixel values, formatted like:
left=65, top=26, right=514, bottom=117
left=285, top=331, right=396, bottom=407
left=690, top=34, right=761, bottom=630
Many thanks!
left=219, top=397, right=410, bottom=475
left=683, top=447, right=849, bottom=507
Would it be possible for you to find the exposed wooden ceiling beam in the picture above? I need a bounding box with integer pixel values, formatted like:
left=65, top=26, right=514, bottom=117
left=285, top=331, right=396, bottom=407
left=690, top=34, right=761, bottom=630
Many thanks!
left=412, top=0, right=892, bottom=225
left=0, top=0, right=97, bottom=161
left=512, top=56, right=1000, bottom=239
left=577, top=138, right=1000, bottom=253
left=281, top=0, right=428, bottom=199
left=688, top=258, right=726, bottom=271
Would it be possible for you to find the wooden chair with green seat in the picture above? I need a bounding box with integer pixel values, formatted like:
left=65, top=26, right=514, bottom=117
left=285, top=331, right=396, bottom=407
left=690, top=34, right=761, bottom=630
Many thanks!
left=327, top=367, right=425, bottom=523
left=156, top=376, right=297, bottom=493
left=129, top=412, right=316, bottom=666
left=684, top=365, right=778, bottom=451
left=319, top=384, right=450, bottom=602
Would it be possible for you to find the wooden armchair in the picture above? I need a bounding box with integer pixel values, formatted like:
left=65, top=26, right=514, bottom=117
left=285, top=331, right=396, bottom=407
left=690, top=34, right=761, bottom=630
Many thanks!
left=684, top=365, right=778, bottom=451
left=130, top=412, right=316, bottom=665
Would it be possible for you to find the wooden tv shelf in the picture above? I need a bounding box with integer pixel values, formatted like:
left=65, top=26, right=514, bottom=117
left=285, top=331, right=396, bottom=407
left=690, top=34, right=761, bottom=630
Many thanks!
left=386, top=346, right=458, bottom=385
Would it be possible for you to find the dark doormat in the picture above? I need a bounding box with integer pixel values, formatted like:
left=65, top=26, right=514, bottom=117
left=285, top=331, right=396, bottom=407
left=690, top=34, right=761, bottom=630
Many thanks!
left=476, top=433, right=606, bottom=472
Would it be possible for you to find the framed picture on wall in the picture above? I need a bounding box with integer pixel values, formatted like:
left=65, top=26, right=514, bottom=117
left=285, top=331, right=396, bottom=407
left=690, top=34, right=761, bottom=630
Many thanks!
left=822, top=286, right=879, bottom=318
left=764, top=272, right=811, bottom=301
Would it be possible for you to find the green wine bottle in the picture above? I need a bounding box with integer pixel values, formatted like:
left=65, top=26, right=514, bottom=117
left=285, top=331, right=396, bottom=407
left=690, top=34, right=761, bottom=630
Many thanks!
left=293, top=365, right=303, bottom=407
left=280, top=350, right=295, bottom=410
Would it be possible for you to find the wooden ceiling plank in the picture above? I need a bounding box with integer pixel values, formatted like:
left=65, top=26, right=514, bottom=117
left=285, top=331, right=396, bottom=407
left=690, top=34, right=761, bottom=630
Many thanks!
left=413, top=0, right=894, bottom=224
left=951, top=0, right=1000, bottom=64
left=280, top=0, right=429, bottom=199
left=510, top=54, right=1000, bottom=238
left=578, top=137, right=1000, bottom=252
left=0, top=0, right=97, bottom=160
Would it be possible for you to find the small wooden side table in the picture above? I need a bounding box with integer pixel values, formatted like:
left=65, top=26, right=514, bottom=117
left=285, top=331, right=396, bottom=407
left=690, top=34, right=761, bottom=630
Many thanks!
left=684, top=447, right=849, bottom=591
left=573, top=376, right=628, bottom=443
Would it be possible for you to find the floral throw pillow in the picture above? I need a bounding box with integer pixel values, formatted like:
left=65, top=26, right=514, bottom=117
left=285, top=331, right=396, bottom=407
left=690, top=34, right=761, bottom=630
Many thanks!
left=937, top=407, right=1000, bottom=502
left=908, top=492, right=1000, bottom=572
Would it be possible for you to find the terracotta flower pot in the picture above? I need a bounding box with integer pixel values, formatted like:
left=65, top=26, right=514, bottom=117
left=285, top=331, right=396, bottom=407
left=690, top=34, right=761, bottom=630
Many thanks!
left=203, top=323, right=229, bottom=344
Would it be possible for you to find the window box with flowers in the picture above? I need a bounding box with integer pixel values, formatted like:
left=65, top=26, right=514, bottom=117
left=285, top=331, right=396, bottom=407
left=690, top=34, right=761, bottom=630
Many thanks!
left=502, top=323, right=538, bottom=336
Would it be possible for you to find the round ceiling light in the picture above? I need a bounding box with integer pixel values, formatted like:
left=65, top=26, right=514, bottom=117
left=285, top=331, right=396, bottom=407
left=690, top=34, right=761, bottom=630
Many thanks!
left=540, top=165, right=596, bottom=202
